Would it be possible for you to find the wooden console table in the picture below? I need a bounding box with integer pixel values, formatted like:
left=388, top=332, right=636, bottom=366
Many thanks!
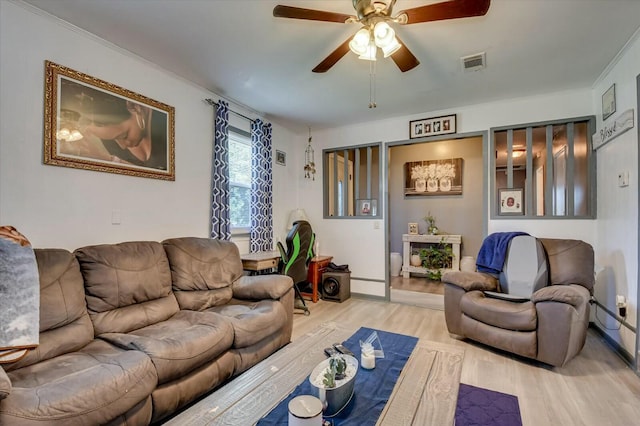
left=402, top=234, right=461, bottom=279
left=303, top=255, right=332, bottom=303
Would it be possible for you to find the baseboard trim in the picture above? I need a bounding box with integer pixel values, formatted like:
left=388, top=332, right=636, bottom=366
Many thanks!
left=589, top=322, right=635, bottom=367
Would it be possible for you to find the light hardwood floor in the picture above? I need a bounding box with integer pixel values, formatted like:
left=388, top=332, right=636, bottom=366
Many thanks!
left=292, top=298, right=640, bottom=426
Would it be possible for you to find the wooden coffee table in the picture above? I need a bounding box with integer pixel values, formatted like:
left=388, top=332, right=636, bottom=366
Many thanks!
left=164, top=323, right=464, bottom=425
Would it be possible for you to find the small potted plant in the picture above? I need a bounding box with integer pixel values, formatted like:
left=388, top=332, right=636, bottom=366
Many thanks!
left=424, top=212, right=438, bottom=235
left=309, top=354, right=358, bottom=416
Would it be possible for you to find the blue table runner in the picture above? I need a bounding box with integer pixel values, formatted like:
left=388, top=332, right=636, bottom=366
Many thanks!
left=257, top=327, right=418, bottom=425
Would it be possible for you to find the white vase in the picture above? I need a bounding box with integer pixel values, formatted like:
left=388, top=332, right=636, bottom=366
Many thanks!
left=390, top=252, right=402, bottom=277
left=460, top=256, right=476, bottom=272
left=427, top=178, right=438, bottom=192
left=410, top=254, right=422, bottom=267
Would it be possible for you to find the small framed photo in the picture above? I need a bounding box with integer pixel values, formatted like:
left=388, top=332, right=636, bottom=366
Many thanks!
left=498, top=188, right=524, bottom=215
left=602, top=84, right=616, bottom=121
left=357, top=199, right=377, bottom=216
left=409, top=114, right=456, bottom=139
left=408, top=222, right=419, bottom=235
left=275, top=150, right=286, bottom=166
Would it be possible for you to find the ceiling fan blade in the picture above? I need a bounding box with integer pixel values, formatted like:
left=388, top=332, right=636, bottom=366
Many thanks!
left=390, top=37, right=420, bottom=72
left=397, top=0, right=490, bottom=25
left=312, top=38, right=352, bottom=73
left=273, top=5, right=355, bottom=23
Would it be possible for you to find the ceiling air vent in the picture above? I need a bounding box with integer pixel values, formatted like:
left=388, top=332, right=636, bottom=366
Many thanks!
left=461, top=52, right=486, bottom=72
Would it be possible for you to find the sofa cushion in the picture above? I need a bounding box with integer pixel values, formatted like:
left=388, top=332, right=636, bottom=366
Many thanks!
left=163, top=237, right=244, bottom=310
left=0, top=339, right=157, bottom=425
left=4, top=249, right=94, bottom=372
left=460, top=291, right=537, bottom=331
left=209, top=300, right=287, bottom=348
left=75, top=241, right=180, bottom=335
left=99, top=310, right=233, bottom=384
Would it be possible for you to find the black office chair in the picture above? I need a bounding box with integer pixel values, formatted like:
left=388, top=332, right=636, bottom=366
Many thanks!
left=277, top=220, right=315, bottom=316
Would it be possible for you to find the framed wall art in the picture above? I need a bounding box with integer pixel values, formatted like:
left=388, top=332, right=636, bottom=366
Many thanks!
left=602, top=83, right=616, bottom=121
left=357, top=199, right=377, bottom=216
left=498, top=188, right=524, bottom=215
left=404, top=158, right=463, bottom=196
left=44, top=60, right=175, bottom=180
left=275, top=150, right=286, bottom=166
left=409, top=114, right=456, bottom=139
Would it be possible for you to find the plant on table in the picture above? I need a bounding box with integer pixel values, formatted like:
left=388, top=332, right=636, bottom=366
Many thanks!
left=322, top=356, right=347, bottom=388
left=419, top=238, right=453, bottom=281
left=423, top=212, right=438, bottom=235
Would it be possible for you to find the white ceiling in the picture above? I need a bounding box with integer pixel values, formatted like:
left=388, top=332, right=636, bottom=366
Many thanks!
left=22, top=0, right=640, bottom=131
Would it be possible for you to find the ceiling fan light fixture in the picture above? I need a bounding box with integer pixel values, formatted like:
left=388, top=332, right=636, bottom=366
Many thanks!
left=349, top=28, right=371, bottom=56
left=373, top=21, right=394, bottom=47
left=381, top=36, right=401, bottom=57
left=358, top=42, right=377, bottom=61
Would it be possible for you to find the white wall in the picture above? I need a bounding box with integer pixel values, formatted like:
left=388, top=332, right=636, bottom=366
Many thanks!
left=591, top=30, right=640, bottom=359
left=0, top=1, right=298, bottom=251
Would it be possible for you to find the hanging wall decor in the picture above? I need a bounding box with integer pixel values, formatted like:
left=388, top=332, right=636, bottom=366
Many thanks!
left=404, top=158, right=463, bottom=196
left=44, top=61, right=175, bottom=180
left=409, top=114, right=457, bottom=139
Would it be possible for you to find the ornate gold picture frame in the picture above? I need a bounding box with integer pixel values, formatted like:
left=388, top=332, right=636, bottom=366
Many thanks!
left=44, top=60, right=175, bottom=180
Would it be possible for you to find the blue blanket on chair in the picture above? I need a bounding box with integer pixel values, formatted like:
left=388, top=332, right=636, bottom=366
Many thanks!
left=476, top=232, right=529, bottom=275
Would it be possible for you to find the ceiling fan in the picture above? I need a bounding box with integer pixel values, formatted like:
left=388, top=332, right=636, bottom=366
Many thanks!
left=273, top=0, right=490, bottom=73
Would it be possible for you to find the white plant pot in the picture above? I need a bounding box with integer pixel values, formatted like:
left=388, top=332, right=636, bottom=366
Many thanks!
left=460, top=256, right=476, bottom=272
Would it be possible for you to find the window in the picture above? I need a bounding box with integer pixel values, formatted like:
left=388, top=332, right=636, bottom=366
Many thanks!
left=323, top=143, right=381, bottom=218
left=491, top=116, right=596, bottom=218
left=229, top=129, right=251, bottom=232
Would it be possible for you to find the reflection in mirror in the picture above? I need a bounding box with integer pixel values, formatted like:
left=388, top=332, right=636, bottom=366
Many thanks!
left=324, top=144, right=380, bottom=218
left=492, top=117, right=594, bottom=218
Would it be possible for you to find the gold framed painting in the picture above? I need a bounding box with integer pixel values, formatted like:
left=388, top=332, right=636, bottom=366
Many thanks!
left=44, top=60, right=175, bottom=180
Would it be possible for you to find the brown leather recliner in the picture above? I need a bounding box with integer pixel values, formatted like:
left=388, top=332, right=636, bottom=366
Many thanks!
left=442, top=237, right=595, bottom=367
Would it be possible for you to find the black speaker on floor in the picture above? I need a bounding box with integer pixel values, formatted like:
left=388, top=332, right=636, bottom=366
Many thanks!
left=321, top=271, right=351, bottom=302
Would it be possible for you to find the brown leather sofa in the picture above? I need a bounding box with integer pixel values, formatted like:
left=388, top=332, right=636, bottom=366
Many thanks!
left=0, top=237, right=294, bottom=425
left=442, top=238, right=594, bottom=367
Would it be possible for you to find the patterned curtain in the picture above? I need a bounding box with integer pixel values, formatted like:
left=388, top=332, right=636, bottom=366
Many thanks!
left=210, top=100, right=231, bottom=240
left=250, top=119, right=273, bottom=252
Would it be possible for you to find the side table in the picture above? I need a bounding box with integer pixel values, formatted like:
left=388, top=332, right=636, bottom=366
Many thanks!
left=240, top=251, right=280, bottom=274
left=303, top=255, right=332, bottom=303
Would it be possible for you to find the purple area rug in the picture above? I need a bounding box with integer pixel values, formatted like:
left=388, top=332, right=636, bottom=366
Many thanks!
left=455, top=384, right=523, bottom=426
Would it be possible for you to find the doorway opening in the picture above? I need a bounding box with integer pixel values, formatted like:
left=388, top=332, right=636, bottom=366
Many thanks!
left=386, top=133, right=487, bottom=307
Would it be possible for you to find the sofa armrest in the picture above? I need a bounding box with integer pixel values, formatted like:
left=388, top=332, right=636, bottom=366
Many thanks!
left=441, top=271, right=498, bottom=292
left=232, top=274, right=294, bottom=300
left=0, top=366, right=10, bottom=400
left=531, top=284, right=590, bottom=308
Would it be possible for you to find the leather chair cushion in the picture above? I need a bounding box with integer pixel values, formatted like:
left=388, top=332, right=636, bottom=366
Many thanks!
left=209, top=300, right=287, bottom=348
left=460, top=291, right=537, bottom=331
left=539, top=238, right=595, bottom=291
left=461, top=315, right=537, bottom=359
left=0, top=339, right=157, bottom=425
left=99, top=310, right=233, bottom=384
left=75, top=241, right=180, bottom=335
